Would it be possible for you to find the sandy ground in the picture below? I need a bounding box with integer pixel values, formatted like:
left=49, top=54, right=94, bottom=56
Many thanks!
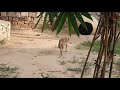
left=0, top=28, right=119, bottom=78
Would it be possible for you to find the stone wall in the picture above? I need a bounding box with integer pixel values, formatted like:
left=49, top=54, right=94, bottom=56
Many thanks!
left=0, top=12, right=43, bottom=29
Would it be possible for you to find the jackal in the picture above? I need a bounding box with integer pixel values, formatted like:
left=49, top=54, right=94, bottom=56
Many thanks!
left=58, top=37, right=69, bottom=57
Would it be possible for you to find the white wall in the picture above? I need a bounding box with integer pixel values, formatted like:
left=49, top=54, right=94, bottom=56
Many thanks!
left=0, top=20, right=11, bottom=41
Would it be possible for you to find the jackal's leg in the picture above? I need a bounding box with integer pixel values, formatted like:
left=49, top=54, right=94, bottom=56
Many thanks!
left=59, top=49, right=63, bottom=57
left=65, top=45, right=67, bottom=52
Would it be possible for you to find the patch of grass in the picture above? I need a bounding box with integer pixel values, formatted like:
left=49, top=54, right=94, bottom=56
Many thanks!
left=114, top=40, right=120, bottom=55
left=117, top=20, right=120, bottom=29
left=113, top=59, right=120, bottom=77
left=67, top=67, right=82, bottom=72
left=0, top=64, right=19, bottom=78
left=67, top=64, right=92, bottom=74
left=78, top=40, right=100, bottom=52
left=114, top=60, right=120, bottom=71
left=76, top=39, right=120, bottom=55
left=67, top=60, right=92, bottom=74
left=115, top=60, right=120, bottom=66
left=80, top=60, right=93, bottom=71
left=40, top=73, right=50, bottom=78
left=58, top=60, right=66, bottom=65
left=68, top=56, right=79, bottom=64
left=40, top=72, right=56, bottom=78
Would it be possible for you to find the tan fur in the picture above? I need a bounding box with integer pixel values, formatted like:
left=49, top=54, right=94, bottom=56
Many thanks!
left=58, top=37, right=69, bottom=57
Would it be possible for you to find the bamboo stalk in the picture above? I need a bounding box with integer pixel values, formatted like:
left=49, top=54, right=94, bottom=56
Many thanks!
left=81, top=17, right=101, bottom=78
left=109, top=22, right=117, bottom=78
left=81, top=12, right=119, bottom=78
left=100, top=13, right=109, bottom=78
left=93, top=26, right=105, bottom=78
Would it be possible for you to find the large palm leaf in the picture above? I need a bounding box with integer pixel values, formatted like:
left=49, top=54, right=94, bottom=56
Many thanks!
left=33, top=12, right=92, bottom=37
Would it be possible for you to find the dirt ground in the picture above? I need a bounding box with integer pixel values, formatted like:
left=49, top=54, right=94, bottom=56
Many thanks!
left=0, top=28, right=119, bottom=78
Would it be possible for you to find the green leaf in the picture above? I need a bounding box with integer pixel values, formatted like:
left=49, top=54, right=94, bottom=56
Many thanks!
left=36, top=12, right=44, bottom=18
left=56, top=13, right=67, bottom=35
left=80, top=12, right=93, bottom=21
left=69, top=12, right=80, bottom=37
left=54, top=12, right=59, bottom=17
left=48, top=12, right=55, bottom=25
left=74, top=12, right=87, bottom=29
left=33, top=12, right=44, bottom=29
left=68, top=16, right=73, bottom=37
left=52, top=12, right=64, bottom=32
left=42, top=12, right=48, bottom=33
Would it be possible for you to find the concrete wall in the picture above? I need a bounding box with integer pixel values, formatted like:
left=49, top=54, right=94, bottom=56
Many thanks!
left=0, top=20, right=11, bottom=41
